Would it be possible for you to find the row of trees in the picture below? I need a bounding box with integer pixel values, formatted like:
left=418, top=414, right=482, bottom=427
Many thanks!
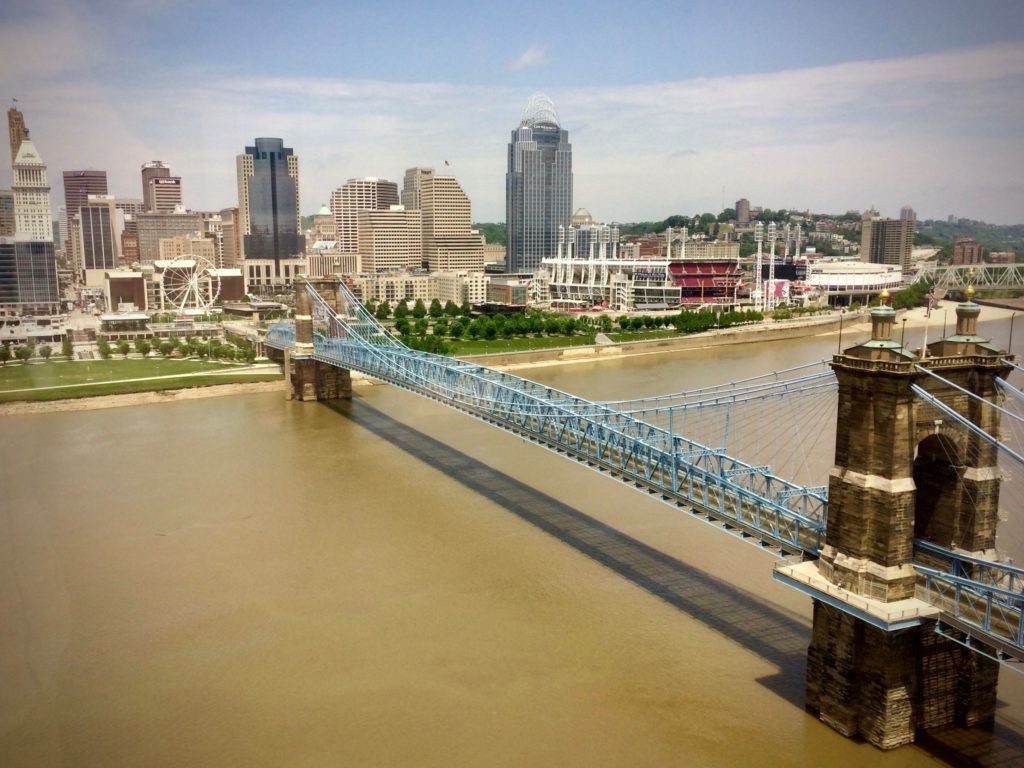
left=0, top=337, right=74, bottom=365
left=96, top=336, right=257, bottom=362
left=368, top=298, right=471, bottom=321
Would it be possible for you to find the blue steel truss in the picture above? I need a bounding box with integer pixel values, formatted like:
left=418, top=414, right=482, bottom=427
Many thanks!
left=273, top=283, right=827, bottom=555
left=267, top=284, right=1024, bottom=662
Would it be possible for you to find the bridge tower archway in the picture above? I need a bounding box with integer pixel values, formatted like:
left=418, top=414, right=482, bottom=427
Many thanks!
left=912, top=433, right=965, bottom=546
left=802, top=294, right=1012, bottom=749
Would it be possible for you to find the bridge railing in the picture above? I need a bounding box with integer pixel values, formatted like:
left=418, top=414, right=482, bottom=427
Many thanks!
left=914, top=540, right=1024, bottom=659
left=265, top=322, right=296, bottom=350
left=303, top=282, right=828, bottom=555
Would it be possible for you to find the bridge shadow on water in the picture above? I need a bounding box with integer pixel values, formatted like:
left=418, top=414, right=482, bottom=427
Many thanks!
left=324, top=399, right=1024, bottom=767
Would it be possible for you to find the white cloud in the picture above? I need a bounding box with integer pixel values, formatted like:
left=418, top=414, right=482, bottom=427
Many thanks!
left=508, top=44, right=548, bottom=71
left=3, top=41, right=1023, bottom=223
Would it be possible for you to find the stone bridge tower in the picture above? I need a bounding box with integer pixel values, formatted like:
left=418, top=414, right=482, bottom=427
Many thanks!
left=287, top=275, right=352, bottom=401
left=777, top=290, right=1013, bottom=749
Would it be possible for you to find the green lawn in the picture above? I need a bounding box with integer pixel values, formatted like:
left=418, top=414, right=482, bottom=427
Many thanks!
left=449, top=334, right=597, bottom=356
left=0, top=359, right=240, bottom=390
left=0, top=359, right=283, bottom=403
left=0, top=372, right=283, bottom=402
left=606, top=329, right=682, bottom=342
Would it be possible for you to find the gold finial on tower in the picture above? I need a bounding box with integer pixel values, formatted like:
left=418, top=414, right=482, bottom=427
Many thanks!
left=879, top=288, right=890, bottom=305
left=965, top=284, right=976, bottom=301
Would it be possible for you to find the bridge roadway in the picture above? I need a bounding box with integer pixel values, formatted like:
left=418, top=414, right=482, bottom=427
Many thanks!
left=266, top=284, right=1024, bottom=667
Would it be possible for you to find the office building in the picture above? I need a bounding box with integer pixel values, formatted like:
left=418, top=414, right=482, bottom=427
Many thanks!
left=736, top=198, right=751, bottom=226
left=357, top=205, right=422, bottom=272
left=78, top=195, right=121, bottom=273
left=220, top=207, right=241, bottom=268
left=0, top=190, right=13, bottom=236
left=900, top=205, right=916, bottom=225
left=236, top=138, right=304, bottom=274
left=401, top=167, right=434, bottom=211
left=953, top=236, right=983, bottom=266
left=11, top=135, right=54, bottom=242
left=63, top=170, right=108, bottom=220
left=158, top=233, right=217, bottom=263
left=860, top=216, right=914, bottom=271
left=7, top=107, right=26, bottom=164
left=141, top=161, right=172, bottom=212
left=136, top=209, right=202, bottom=262
left=0, top=237, right=60, bottom=313
left=506, top=93, right=572, bottom=273
left=331, top=177, right=399, bottom=255
left=420, top=174, right=484, bottom=272
left=148, top=176, right=182, bottom=213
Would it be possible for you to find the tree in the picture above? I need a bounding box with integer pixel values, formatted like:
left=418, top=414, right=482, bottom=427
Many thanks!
left=159, top=341, right=175, bottom=357
left=460, top=301, right=472, bottom=317
left=412, top=298, right=427, bottom=319
left=414, top=317, right=428, bottom=337
left=718, top=208, right=736, bottom=222
left=97, top=338, right=112, bottom=359
left=363, top=300, right=376, bottom=317
left=394, top=299, right=409, bottom=319
left=449, top=319, right=465, bottom=339
left=395, top=317, right=411, bottom=336
left=15, top=344, right=33, bottom=362
left=618, top=316, right=630, bottom=331
left=433, top=318, right=448, bottom=336
left=39, top=345, right=53, bottom=360
left=444, top=300, right=459, bottom=317
left=116, top=340, right=130, bottom=358
left=375, top=301, right=391, bottom=320
left=135, top=338, right=151, bottom=356
left=429, top=298, right=443, bottom=319
left=62, top=336, right=73, bottom=358
left=0, top=344, right=10, bottom=366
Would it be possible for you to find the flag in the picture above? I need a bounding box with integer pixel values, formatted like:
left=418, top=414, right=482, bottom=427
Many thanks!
left=444, top=160, right=449, bottom=166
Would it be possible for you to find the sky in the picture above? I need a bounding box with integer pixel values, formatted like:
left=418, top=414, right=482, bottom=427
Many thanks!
left=2, top=0, right=1023, bottom=224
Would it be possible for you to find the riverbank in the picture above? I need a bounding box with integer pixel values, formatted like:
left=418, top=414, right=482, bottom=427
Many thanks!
left=0, top=380, right=286, bottom=416
left=5, top=301, right=1015, bottom=415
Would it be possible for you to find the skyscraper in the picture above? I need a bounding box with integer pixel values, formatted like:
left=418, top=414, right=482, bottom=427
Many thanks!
left=236, top=138, right=304, bottom=270
left=860, top=216, right=913, bottom=271
left=63, top=170, right=108, bottom=219
left=420, top=174, right=484, bottom=272
left=401, top=167, right=434, bottom=211
left=78, top=195, right=121, bottom=272
left=7, top=107, right=27, bottom=164
left=506, top=93, right=572, bottom=273
left=330, top=177, right=399, bottom=256
left=12, top=135, right=54, bottom=242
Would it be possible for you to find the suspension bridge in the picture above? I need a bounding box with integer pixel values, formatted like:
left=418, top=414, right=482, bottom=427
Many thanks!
left=266, top=276, right=1023, bottom=750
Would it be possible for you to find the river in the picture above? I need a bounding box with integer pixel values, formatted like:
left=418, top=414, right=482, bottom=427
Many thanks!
left=1, top=316, right=1022, bottom=766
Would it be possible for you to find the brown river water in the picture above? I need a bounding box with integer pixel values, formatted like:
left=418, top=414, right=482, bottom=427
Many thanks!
left=1, top=318, right=1023, bottom=766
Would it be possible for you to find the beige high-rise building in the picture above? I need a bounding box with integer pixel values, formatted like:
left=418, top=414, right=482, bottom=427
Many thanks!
left=420, top=175, right=484, bottom=272
left=860, top=216, right=913, bottom=271
left=401, top=167, right=434, bottom=211
left=136, top=210, right=202, bottom=262
left=357, top=205, right=422, bottom=272
left=11, top=136, right=53, bottom=242
left=220, top=207, right=241, bottom=268
left=158, top=233, right=217, bottom=262
left=331, top=177, right=399, bottom=255
left=148, top=176, right=183, bottom=213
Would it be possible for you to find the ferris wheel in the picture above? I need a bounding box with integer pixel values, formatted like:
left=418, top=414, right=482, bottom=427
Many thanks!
left=160, top=255, right=221, bottom=312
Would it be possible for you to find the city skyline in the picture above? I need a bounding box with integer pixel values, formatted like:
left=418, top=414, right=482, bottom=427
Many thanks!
left=1, top=1, right=1023, bottom=224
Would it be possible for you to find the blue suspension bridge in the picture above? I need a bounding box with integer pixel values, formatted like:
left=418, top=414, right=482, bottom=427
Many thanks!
left=267, top=277, right=1024, bottom=748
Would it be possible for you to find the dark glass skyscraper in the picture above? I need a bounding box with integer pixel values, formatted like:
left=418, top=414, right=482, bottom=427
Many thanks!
left=506, top=94, right=572, bottom=273
left=236, top=138, right=304, bottom=270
